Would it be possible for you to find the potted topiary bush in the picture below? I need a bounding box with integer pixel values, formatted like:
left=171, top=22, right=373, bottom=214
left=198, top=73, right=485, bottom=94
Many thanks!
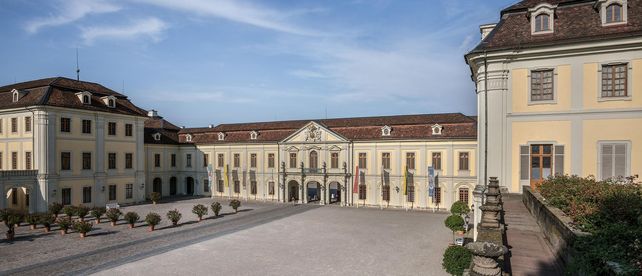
left=124, top=212, right=140, bottom=228
left=75, top=206, right=90, bottom=222
left=62, top=206, right=76, bottom=220
left=192, top=204, right=208, bottom=222
left=445, top=214, right=465, bottom=242
left=106, top=208, right=122, bottom=226
left=49, top=202, right=63, bottom=218
left=39, top=213, right=55, bottom=233
left=4, top=214, right=21, bottom=241
left=91, top=207, right=106, bottom=224
left=211, top=202, right=222, bottom=217
left=57, top=217, right=72, bottom=235
left=167, top=209, right=182, bottom=226
left=145, top=212, right=161, bottom=231
left=74, top=221, right=92, bottom=238
left=450, top=201, right=470, bottom=216
left=26, top=214, right=39, bottom=230
left=442, top=245, right=472, bottom=276
left=229, top=199, right=241, bottom=213
left=150, top=192, right=161, bottom=205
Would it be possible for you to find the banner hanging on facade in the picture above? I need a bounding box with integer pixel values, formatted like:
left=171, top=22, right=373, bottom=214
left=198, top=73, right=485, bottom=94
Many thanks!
left=207, top=164, right=213, bottom=190
left=428, top=166, right=435, bottom=198
left=353, top=166, right=359, bottom=193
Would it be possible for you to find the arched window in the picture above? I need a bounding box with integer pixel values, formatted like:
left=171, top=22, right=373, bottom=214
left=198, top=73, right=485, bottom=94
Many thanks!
left=309, top=151, right=318, bottom=169
left=186, top=134, right=192, bottom=142
left=606, top=3, right=623, bottom=23
left=83, top=95, right=90, bottom=104
left=534, top=14, right=550, bottom=32
left=12, top=91, right=18, bottom=102
left=108, top=99, right=115, bottom=107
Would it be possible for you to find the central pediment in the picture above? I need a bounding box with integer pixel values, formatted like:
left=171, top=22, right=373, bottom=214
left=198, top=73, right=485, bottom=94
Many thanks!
left=281, top=121, right=348, bottom=143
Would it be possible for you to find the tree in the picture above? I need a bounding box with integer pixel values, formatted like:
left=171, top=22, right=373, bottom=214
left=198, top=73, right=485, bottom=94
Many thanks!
left=192, top=204, right=208, bottom=221
left=229, top=199, right=241, bottom=213
left=450, top=201, right=470, bottom=216
left=442, top=245, right=472, bottom=276
left=445, top=214, right=465, bottom=241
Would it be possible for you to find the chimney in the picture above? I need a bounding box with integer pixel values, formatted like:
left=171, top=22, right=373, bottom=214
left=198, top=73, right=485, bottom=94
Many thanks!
left=208, top=124, right=214, bottom=128
left=148, top=109, right=158, bottom=117
left=479, top=23, right=497, bottom=40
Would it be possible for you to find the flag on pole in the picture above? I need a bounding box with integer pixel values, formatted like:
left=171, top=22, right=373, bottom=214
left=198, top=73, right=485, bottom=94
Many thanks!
left=353, top=166, right=359, bottom=193
left=224, top=164, right=229, bottom=187
left=403, top=166, right=408, bottom=195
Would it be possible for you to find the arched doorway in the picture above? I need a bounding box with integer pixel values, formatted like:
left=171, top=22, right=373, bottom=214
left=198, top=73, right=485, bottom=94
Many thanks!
left=153, top=178, right=162, bottom=196
left=287, top=180, right=299, bottom=202
left=329, top=182, right=341, bottom=204
left=169, top=177, right=177, bottom=196
left=186, top=177, right=194, bottom=195
left=5, top=186, right=29, bottom=212
left=307, top=181, right=319, bottom=202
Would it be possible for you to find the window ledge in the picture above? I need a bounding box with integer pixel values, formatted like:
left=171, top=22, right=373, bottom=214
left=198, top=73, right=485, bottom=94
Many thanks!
left=528, top=100, right=557, bottom=106
left=532, top=30, right=554, bottom=35
left=602, top=21, right=627, bottom=27
left=598, top=96, right=632, bottom=102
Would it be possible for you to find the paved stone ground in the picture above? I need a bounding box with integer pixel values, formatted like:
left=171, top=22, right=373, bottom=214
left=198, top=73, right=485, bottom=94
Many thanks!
left=503, top=194, right=564, bottom=276
left=93, top=206, right=451, bottom=276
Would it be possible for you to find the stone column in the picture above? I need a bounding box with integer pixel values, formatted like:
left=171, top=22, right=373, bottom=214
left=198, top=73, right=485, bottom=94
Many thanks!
left=472, top=184, right=485, bottom=241
left=34, top=110, right=56, bottom=212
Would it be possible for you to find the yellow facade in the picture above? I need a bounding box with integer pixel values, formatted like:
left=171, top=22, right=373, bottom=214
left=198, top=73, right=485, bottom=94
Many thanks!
left=582, top=118, right=642, bottom=178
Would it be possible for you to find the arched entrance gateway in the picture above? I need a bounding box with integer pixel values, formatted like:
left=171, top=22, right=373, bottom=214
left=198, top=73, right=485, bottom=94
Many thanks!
left=186, top=177, right=194, bottom=195
left=329, top=182, right=341, bottom=204
left=287, top=180, right=299, bottom=202
left=153, top=178, right=162, bottom=196
left=307, top=181, right=320, bottom=202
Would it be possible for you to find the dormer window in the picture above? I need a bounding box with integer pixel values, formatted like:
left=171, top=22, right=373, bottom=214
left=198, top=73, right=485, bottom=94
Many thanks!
left=12, top=89, right=19, bottom=102
left=218, top=132, right=225, bottom=141
left=381, top=125, right=392, bottom=136
left=185, top=134, right=192, bottom=142
left=598, top=0, right=627, bottom=26
left=250, top=131, right=258, bottom=140
left=529, top=4, right=555, bottom=35
left=431, top=124, right=443, bottom=135
left=75, top=91, right=92, bottom=105
left=153, top=133, right=161, bottom=141
left=101, top=96, right=116, bottom=108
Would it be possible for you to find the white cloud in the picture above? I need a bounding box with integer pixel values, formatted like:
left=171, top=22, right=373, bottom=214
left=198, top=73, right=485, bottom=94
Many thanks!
left=25, top=0, right=120, bottom=33
left=289, top=69, right=327, bottom=79
left=80, top=17, right=168, bottom=45
left=133, top=0, right=321, bottom=36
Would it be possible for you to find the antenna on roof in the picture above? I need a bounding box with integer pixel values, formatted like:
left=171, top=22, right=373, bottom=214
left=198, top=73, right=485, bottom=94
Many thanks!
left=324, top=105, right=328, bottom=120
left=122, top=80, right=125, bottom=94
left=75, top=48, right=80, bottom=81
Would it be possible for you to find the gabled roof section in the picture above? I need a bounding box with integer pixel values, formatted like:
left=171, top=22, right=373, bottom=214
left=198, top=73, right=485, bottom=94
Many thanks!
left=0, top=77, right=146, bottom=116
left=280, top=121, right=349, bottom=143
left=144, top=115, right=181, bottom=145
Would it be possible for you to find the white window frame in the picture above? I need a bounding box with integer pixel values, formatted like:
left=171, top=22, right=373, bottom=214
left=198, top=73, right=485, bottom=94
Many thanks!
left=250, top=131, right=258, bottom=140
left=597, top=61, right=633, bottom=102
left=218, top=132, right=225, bottom=141
left=101, top=96, right=117, bottom=108
left=597, top=141, right=631, bottom=181
left=185, top=134, right=192, bottom=142
left=11, top=89, right=19, bottom=102
left=381, top=125, right=391, bottom=136
left=75, top=91, right=92, bottom=105
left=598, top=0, right=627, bottom=26
left=529, top=4, right=555, bottom=35
left=431, top=124, right=443, bottom=135
left=153, top=133, right=161, bottom=141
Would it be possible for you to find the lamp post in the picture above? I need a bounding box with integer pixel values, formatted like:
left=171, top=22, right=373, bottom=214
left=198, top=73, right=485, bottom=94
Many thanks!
left=464, top=214, right=470, bottom=233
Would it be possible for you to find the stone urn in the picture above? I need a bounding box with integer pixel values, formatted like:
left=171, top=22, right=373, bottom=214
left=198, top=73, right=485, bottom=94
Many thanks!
left=466, top=241, right=507, bottom=276
left=479, top=205, right=502, bottom=229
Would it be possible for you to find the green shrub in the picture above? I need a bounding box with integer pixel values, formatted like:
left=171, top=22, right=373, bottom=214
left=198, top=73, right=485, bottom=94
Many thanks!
left=442, top=245, right=472, bottom=276
left=106, top=209, right=122, bottom=225
left=62, top=206, right=76, bottom=218
left=91, top=207, right=106, bottom=221
left=145, top=212, right=162, bottom=226
left=124, top=212, right=140, bottom=226
left=167, top=209, right=182, bottom=226
left=39, top=213, right=56, bottom=229
left=450, top=201, right=470, bottom=216
left=75, top=206, right=90, bottom=221
left=57, top=217, right=72, bottom=231
left=211, top=202, right=222, bottom=217
left=74, top=221, right=92, bottom=234
left=192, top=204, right=208, bottom=220
left=150, top=192, right=161, bottom=203
left=26, top=214, right=40, bottom=226
left=229, top=199, right=241, bottom=213
left=4, top=214, right=21, bottom=235
left=49, top=202, right=63, bottom=217
left=445, top=215, right=464, bottom=233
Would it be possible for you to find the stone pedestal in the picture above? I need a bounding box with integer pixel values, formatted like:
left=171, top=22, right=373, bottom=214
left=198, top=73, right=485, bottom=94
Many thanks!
left=466, top=241, right=507, bottom=276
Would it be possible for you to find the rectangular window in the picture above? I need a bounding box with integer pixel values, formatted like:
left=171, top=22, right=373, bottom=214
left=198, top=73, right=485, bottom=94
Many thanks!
left=11, top=118, right=18, bottom=133
left=531, top=69, right=554, bottom=101
left=358, top=184, right=366, bottom=200
left=234, top=180, right=240, bottom=193
left=459, top=188, right=469, bottom=204
left=233, top=154, right=240, bottom=168
left=0, top=152, right=3, bottom=169
left=61, top=188, right=71, bottom=205
left=186, top=154, right=192, bottom=167
left=204, top=180, right=210, bottom=192
left=331, top=152, right=339, bottom=169
left=358, top=153, right=367, bottom=169
left=83, top=186, right=92, bottom=203
left=217, top=180, right=224, bottom=193
left=268, top=181, right=275, bottom=195
left=25, top=152, right=31, bottom=170
left=530, top=145, right=552, bottom=185
left=459, top=152, right=469, bottom=171
left=382, top=185, right=390, bottom=201
left=407, top=185, right=415, bottom=202
left=406, top=152, right=415, bottom=170
left=82, top=119, right=91, bottom=134
left=171, top=154, right=176, bottom=167
left=289, top=153, right=297, bottom=168
left=432, top=152, right=442, bottom=170
left=434, top=187, right=441, bottom=205
left=125, top=123, right=133, bottom=136
left=0, top=118, right=3, bottom=133
left=11, top=152, right=17, bottom=170
left=82, top=152, right=91, bottom=170
left=125, top=184, right=133, bottom=199
left=600, top=143, right=628, bottom=180
left=204, top=154, right=209, bottom=167
left=60, top=152, right=71, bottom=171
left=60, top=118, right=71, bottom=133
left=382, top=152, right=390, bottom=170
left=520, top=146, right=530, bottom=180
left=12, top=188, right=18, bottom=205
left=250, top=154, right=257, bottom=168
left=108, top=153, right=116, bottom=169
left=109, top=185, right=117, bottom=201
left=24, top=117, right=31, bottom=132
left=601, top=63, right=628, bottom=97
left=217, top=154, right=224, bottom=168
left=108, top=122, right=116, bottom=135
left=250, top=181, right=257, bottom=195
left=125, top=153, right=133, bottom=169
left=154, top=154, right=161, bottom=167
left=268, top=153, right=275, bottom=168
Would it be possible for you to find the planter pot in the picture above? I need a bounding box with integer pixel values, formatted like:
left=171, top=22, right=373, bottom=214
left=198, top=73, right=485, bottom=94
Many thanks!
left=111, top=221, right=117, bottom=226
left=149, top=225, right=155, bottom=232
left=6, top=231, right=15, bottom=241
left=60, top=229, right=67, bottom=236
left=44, top=226, right=51, bottom=233
left=172, top=222, right=178, bottom=226
left=153, top=201, right=157, bottom=205
left=198, top=217, right=203, bottom=222
left=30, top=225, right=36, bottom=230
left=95, top=219, right=101, bottom=224
left=129, top=223, right=134, bottom=229
left=79, top=232, right=86, bottom=238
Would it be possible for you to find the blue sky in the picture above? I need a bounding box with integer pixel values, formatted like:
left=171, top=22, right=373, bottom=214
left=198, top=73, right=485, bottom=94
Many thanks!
left=0, top=0, right=515, bottom=127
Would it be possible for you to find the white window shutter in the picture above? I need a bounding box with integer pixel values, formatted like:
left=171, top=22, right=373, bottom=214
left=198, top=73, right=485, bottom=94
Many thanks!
left=601, top=144, right=613, bottom=180
left=520, top=146, right=529, bottom=180
left=554, top=145, right=564, bottom=176
left=614, top=144, right=627, bottom=178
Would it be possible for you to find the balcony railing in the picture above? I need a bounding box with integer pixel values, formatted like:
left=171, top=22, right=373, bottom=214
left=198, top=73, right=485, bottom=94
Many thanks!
left=0, top=170, right=38, bottom=177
